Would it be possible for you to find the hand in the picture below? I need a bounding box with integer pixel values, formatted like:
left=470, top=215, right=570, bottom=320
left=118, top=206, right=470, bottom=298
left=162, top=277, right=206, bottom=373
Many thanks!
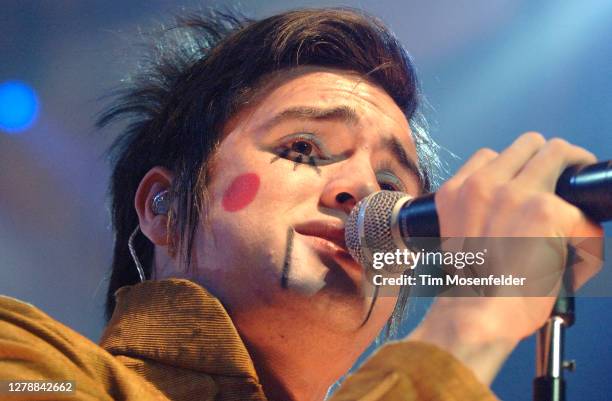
left=408, top=132, right=604, bottom=384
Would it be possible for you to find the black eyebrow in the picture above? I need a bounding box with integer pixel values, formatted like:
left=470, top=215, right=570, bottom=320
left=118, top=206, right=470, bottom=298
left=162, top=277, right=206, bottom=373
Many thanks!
left=259, top=106, right=360, bottom=130
left=381, top=136, right=426, bottom=192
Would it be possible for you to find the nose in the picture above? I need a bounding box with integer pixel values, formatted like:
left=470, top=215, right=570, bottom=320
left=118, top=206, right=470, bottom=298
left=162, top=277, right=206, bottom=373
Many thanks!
left=319, top=155, right=379, bottom=215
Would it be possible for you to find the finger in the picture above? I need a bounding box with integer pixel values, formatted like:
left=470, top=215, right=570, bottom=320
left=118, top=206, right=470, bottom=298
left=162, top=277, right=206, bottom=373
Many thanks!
left=479, top=132, right=547, bottom=182
left=448, top=148, right=498, bottom=187
left=513, top=138, right=597, bottom=191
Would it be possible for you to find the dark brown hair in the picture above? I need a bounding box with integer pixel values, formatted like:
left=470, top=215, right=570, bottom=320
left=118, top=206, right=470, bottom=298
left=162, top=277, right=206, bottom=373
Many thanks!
left=98, top=8, right=442, bottom=334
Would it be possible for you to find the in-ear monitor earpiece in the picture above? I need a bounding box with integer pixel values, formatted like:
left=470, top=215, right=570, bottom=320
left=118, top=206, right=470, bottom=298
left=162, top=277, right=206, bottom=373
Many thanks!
left=152, top=190, right=170, bottom=215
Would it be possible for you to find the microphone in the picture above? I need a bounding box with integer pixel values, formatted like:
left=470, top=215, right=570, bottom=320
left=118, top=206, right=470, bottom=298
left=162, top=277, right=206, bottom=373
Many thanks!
left=345, top=160, right=611, bottom=272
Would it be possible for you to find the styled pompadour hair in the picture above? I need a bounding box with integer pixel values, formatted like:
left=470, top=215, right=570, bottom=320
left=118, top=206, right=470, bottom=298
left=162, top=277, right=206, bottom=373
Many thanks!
left=98, top=7, right=443, bottom=335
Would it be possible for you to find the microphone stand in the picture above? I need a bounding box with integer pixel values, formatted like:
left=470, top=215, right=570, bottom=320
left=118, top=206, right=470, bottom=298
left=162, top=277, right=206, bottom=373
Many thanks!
left=533, top=296, right=575, bottom=401
left=533, top=263, right=577, bottom=401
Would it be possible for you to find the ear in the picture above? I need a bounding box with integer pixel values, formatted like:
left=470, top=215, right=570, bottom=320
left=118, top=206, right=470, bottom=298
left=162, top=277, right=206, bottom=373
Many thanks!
left=135, top=167, right=174, bottom=246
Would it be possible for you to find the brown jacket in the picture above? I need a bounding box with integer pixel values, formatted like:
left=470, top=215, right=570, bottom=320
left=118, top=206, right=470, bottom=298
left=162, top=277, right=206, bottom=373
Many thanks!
left=0, top=279, right=497, bottom=400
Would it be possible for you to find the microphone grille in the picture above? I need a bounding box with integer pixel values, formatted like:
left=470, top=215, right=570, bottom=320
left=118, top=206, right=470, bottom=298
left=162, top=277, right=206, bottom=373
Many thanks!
left=345, top=190, right=410, bottom=273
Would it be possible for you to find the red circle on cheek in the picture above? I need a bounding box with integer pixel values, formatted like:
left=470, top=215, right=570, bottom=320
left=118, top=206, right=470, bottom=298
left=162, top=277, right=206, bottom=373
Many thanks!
left=221, top=173, right=261, bottom=212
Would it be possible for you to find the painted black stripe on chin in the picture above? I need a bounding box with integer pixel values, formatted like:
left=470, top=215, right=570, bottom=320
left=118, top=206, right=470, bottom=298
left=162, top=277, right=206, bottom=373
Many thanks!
left=281, top=227, right=294, bottom=289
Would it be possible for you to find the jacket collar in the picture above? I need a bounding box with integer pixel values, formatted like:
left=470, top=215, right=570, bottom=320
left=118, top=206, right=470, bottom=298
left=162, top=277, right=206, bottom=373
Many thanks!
left=99, top=278, right=259, bottom=380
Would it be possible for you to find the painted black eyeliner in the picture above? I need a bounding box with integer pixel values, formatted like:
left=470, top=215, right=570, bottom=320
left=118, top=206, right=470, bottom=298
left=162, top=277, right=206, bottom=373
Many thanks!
left=308, top=156, right=321, bottom=175
left=270, top=148, right=291, bottom=164
left=293, top=155, right=303, bottom=170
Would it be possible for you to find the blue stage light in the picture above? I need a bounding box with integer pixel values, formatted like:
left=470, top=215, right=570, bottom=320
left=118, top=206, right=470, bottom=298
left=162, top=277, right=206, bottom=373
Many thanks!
left=0, top=80, right=39, bottom=134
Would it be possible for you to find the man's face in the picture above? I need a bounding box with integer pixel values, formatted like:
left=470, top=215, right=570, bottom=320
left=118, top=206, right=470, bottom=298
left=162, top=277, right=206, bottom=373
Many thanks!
left=192, top=69, right=422, bottom=332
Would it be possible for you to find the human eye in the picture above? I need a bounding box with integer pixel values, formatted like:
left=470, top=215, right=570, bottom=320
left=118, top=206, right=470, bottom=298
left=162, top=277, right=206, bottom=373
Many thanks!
left=273, top=133, right=332, bottom=167
left=376, top=169, right=406, bottom=192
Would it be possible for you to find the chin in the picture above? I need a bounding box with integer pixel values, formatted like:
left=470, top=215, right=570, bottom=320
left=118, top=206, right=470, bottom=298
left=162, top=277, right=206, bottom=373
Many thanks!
left=294, top=288, right=383, bottom=333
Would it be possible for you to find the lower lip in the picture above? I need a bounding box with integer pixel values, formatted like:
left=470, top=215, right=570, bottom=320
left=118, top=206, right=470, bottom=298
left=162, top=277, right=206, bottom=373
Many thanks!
left=299, top=235, right=364, bottom=279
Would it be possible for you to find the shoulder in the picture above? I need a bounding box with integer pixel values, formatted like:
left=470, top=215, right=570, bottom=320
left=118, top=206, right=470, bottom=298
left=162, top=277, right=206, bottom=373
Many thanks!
left=0, top=294, right=104, bottom=376
left=0, top=295, right=167, bottom=400
left=0, top=294, right=92, bottom=354
left=329, top=341, right=499, bottom=401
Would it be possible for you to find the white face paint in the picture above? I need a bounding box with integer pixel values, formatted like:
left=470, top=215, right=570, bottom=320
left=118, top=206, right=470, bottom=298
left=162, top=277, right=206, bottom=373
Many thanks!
left=189, top=68, right=422, bottom=332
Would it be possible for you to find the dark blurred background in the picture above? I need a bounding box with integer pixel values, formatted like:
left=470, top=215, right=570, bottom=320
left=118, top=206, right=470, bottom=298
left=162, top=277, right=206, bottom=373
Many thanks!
left=1, top=1, right=611, bottom=400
